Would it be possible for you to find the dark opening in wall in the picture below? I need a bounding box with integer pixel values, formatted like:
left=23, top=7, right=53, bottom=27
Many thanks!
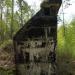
left=48, top=52, right=56, bottom=63
left=18, top=50, right=24, bottom=63
left=27, top=65, right=30, bottom=70
left=44, top=8, right=50, bottom=15
left=27, top=43, right=30, bottom=48
left=41, top=42, right=46, bottom=47
left=25, top=52, right=30, bottom=63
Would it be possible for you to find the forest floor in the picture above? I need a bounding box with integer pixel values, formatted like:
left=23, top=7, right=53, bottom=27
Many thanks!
left=56, top=54, right=75, bottom=75
left=0, top=41, right=15, bottom=69
left=0, top=41, right=15, bottom=75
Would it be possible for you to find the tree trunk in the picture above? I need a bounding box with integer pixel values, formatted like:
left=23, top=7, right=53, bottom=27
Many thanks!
left=11, top=0, right=14, bottom=39
left=0, top=1, right=4, bottom=42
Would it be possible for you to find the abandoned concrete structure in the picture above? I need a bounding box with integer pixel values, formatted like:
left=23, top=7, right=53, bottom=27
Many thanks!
left=13, top=0, right=62, bottom=75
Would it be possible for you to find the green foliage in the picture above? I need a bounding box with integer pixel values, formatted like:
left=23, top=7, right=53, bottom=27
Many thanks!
left=57, top=18, right=75, bottom=75
left=57, top=19, right=75, bottom=57
left=0, top=68, right=14, bottom=75
left=5, top=0, right=12, bottom=7
left=0, top=0, right=35, bottom=44
left=0, top=0, right=75, bottom=74
left=0, top=1, right=35, bottom=74
left=0, top=40, right=12, bottom=48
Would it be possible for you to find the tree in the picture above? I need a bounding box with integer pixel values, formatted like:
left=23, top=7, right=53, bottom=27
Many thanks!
left=57, top=18, right=75, bottom=75
left=10, top=0, right=14, bottom=38
left=5, top=0, right=12, bottom=39
left=16, top=0, right=33, bottom=27
left=0, top=0, right=35, bottom=44
left=0, top=0, right=5, bottom=42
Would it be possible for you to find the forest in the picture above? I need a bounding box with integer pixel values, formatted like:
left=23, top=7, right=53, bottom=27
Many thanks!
left=0, top=0, right=75, bottom=75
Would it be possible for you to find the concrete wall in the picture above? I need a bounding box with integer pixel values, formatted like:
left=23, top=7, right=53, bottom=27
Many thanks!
left=15, top=39, right=56, bottom=75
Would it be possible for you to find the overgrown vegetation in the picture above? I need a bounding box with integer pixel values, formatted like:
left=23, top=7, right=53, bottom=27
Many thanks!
left=0, top=0, right=35, bottom=74
left=0, top=67, right=14, bottom=75
left=57, top=18, right=75, bottom=75
left=0, top=0, right=34, bottom=43
left=0, top=0, right=75, bottom=75
left=0, top=19, right=75, bottom=75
